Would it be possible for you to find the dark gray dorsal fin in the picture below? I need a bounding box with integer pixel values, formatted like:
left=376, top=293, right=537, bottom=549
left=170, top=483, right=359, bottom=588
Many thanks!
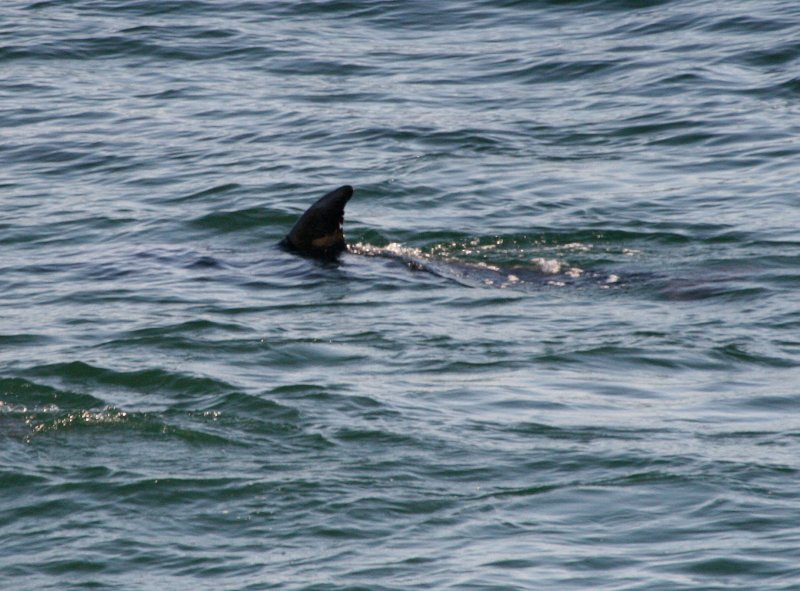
left=280, top=185, right=353, bottom=259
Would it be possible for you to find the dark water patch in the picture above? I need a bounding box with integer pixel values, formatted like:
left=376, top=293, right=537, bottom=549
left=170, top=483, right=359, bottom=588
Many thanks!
left=613, top=11, right=703, bottom=36
left=272, top=385, right=391, bottom=419
left=1, top=37, right=171, bottom=63
left=505, top=422, right=665, bottom=443
left=472, top=58, right=623, bottom=85
left=268, top=58, right=378, bottom=78
left=19, top=405, right=256, bottom=448
left=703, top=15, right=792, bottom=34
left=0, top=377, right=101, bottom=409
left=736, top=394, right=800, bottom=412
left=6, top=143, right=92, bottom=165
left=537, top=345, right=720, bottom=370
left=28, top=407, right=148, bottom=438
left=119, top=24, right=239, bottom=42
left=687, top=497, right=799, bottom=535
left=184, top=255, right=224, bottom=269
left=711, top=344, right=798, bottom=369
left=270, top=343, right=368, bottom=368
left=351, top=126, right=516, bottom=155
left=3, top=143, right=138, bottom=180
left=33, top=473, right=264, bottom=517
left=127, top=246, right=233, bottom=271
left=648, top=130, right=717, bottom=147
left=0, top=81, right=57, bottom=95
left=332, top=427, right=425, bottom=448
left=1, top=32, right=283, bottom=64
left=1, top=218, right=130, bottom=249
left=611, top=117, right=705, bottom=141
left=698, top=430, right=791, bottom=444
left=133, top=86, right=208, bottom=101
left=734, top=42, right=800, bottom=69
left=760, top=76, right=800, bottom=99
left=175, top=416, right=278, bottom=449
left=72, top=0, right=214, bottom=17
left=2, top=495, right=86, bottom=531
left=595, top=468, right=699, bottom=489
left=50, top=288, right=190, bottom=308
left=198, top=391, right=301, bottom=422
left=678, top=556, right=786, bottom=578
left=415, top=357, right=531, bottom=374
left=259, top=0, right=383, bottom=19
left=190, top=206, right=283, bottom=233
left=0, top=333, right=52, bottom=347
left=270, top=383, right=346, bottom=397
left=561, top=0, right=674, bottom=8
left=166, top=182, right=242, bottom=204
left=80, top=262, right=136, bottom=281
left=0, top=470, right=48, bottom=495
left=655, top=281, right=771, bottom=303
left=23, top=361, right=237, bottom=398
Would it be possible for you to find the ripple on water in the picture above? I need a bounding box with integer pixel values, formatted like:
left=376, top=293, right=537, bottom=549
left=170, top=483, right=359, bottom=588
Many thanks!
left=3, top=0, right=800, bottom=589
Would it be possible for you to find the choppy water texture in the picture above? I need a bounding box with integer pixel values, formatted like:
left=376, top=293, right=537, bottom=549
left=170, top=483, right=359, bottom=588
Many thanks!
left=3, top=0, right=800, bottom=589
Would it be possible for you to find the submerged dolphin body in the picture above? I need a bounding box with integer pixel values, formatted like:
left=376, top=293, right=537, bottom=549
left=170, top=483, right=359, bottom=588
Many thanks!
left=278, top=187, right=736, bottom=298
left=280, top=185, right=353, bottom=259
left=280, top=185, right=624, bottom=290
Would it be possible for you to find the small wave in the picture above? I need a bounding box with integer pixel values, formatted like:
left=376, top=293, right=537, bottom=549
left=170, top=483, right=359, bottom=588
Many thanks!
left=711, top=343, right=799, bottom=369
left=2, top=388, right=302, bottom=446
left=202, top=391, right=300, bottom=420
left=703, top=14, right=791, bottom=34
left=23, top=361, right=237, bottom=398
left=189, top=206, right=291, bottom=234
left=30, top=406, right=135, bottom=435
left=166, top=182, right=242, bottom=204
left=475, top=58, right=624, bottom=86
left=0, top=376, right=101, bottom=409
left=0, top=333, right=52, bottom=347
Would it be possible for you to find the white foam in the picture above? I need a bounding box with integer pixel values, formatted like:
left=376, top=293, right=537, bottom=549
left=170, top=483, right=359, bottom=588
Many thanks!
left=531, top=257, right=562, bottom=274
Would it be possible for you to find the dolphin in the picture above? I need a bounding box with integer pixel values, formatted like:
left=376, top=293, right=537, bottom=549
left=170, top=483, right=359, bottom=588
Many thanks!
left=280, top=185, right=353, bottom=259
left=279, top=184, right=629, bottom=291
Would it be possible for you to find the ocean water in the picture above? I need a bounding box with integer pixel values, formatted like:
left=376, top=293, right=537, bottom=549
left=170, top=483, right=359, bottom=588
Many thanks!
left=2, top=0, right=800, bottom=589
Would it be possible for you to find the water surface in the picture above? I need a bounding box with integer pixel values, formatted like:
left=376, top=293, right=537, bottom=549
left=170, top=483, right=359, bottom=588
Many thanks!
left=2, top=0, right=800, bottom=589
